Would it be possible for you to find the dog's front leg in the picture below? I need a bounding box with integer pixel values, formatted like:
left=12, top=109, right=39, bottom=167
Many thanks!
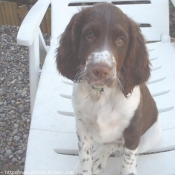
left=121, top=127, right=140, bottom=175
left=120, top=147, right=138, bottom=175
left=74, top=118, right=93, bottom=175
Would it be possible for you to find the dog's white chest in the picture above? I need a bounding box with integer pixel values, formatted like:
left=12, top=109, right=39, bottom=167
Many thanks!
left=95, top=104, right=132, bottom=143
left=72, top=83, right=140, bottom=143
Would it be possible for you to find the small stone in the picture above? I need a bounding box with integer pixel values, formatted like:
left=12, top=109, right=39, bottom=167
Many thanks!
left=3, top=101, right=7, bottom=105
left=7, top=142, right=12, bottom=146
left=23, top=134, right=28, bottom=140
left=13, top=135, right=20, bottom=142
left=17, top=93, right=21, bottom=98
left=0, top=108, right=4, bottom=113
left=19, top=165, right=24, bottom=171
left=0, top=149, right=5, bottom=155
left=18, top=158, right=25, bottom=165
left=4, top=149, right=12, bottom=157
left=11, top=146, right=15, bottom=152
left=17, top=121, right=23, bottom=126
left=14, top=123, right=19, bottom=128
left=10, top=79, right=16, bottom=84
left=18, top=150, right=23, bottom=155
left=0, top=90, right=4, bottom=96
left=9, top=154, right=14, bottom=159
left=3, top=157, right=8, bottom=163
left=12, top=157, right=17, bottom=164
left=0, top=114, right=5, bottom=118
left=8, top=137, right=13, bottom=142
left=19, top=108, right=24, bottom=114
left=17, top=133, right=22, bottom=138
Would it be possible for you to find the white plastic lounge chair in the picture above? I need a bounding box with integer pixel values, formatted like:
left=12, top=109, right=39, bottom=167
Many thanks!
left=17, top=0, right=175, bottom=174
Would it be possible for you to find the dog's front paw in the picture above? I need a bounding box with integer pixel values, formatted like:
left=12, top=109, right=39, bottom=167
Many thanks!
left=73, top=162, right=92, bottom=175
left=120, top=173, right=137, bottom=175
left=73, top=163, right=83, bottom=175
left=92, top=152, right=108, bottom=175
left=120, top=165, right=137, bottom=175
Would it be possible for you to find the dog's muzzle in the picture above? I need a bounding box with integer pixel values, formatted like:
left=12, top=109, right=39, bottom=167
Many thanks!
left=85, top=50, right=116, bottom=87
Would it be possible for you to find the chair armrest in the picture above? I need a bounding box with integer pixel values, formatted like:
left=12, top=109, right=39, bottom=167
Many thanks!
left=17, top=0, right=51, bottom=46
left=171, top=0, right=175, bottom=7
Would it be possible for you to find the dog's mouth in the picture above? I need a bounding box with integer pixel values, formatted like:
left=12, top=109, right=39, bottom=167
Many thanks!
left=86, top=77, right=116, bottom=88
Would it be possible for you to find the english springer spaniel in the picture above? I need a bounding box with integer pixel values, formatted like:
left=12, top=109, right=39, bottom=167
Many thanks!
left=56, top=3, right=162, bottom=175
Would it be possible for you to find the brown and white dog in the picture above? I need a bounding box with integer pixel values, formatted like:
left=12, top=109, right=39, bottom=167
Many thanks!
left=56, top=3, right=162, bottom=175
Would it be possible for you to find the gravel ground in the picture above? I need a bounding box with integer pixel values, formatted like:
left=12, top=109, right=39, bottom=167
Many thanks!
left=0, top=1, right=175, bottom=174
left=0, top=26, right=30, bottom=173
left=0, top=25, right=50, bottom=174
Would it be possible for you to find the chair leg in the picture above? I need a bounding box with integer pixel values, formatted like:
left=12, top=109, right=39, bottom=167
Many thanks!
left=29, top=31, right=40, bottom=115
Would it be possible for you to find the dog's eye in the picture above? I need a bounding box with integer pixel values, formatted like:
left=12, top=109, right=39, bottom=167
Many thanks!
left=116, top=37, right=125, bottom=46
left=86, top=30, right=95, bottom=40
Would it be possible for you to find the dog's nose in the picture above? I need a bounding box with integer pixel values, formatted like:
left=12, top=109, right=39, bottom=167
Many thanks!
left=92, top=64, right=110, bottom=79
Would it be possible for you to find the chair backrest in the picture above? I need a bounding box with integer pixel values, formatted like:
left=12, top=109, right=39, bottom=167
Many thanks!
left=50, top=0, right=169, bottom=45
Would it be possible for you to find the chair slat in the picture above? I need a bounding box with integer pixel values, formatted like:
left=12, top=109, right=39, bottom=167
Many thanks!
left=54, top=126, right=175, bottom=154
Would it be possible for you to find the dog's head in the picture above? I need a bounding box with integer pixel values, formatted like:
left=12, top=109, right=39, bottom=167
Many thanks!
left=56, top=3, right=150, bottom=97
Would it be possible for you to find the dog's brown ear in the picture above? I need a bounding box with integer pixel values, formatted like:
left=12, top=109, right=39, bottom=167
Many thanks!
left=121, top=19, right=150, bottom=97
left=56, top=13, right=82, bottom=80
